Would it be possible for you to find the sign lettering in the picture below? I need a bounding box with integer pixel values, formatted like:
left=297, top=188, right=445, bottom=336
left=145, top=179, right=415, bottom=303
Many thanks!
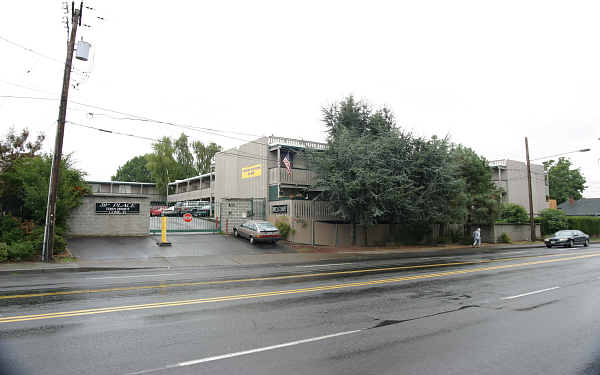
left=96, top=202, right=140, bottom=215
left=241, top=164, right=262, bottom=179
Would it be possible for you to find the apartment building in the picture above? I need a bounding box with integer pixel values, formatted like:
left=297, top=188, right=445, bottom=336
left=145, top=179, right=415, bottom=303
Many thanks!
left=489, top=159, right=549, bottom=214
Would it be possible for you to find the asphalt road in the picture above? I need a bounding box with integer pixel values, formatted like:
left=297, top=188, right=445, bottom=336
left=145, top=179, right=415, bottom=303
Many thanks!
left=1, top=244, right=600, bottom=374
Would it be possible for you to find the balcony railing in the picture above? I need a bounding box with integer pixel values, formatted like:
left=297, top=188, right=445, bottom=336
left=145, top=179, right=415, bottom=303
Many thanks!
left=269, top=167, right=315, bottom=186
left=268, top=136, right=328, bottom=150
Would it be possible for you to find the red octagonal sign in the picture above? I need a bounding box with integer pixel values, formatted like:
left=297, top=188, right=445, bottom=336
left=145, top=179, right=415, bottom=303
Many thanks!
left=183, top=213, right=193, bottom=222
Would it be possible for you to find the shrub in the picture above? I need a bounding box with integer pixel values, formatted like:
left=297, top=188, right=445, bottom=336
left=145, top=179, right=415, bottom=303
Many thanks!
left=275, top=220, right=292, bottom=240
left=498, top=232, right=511, bottom=243
left=0, top=243, right=8, bottom=262
left=538, top=209, right=568, bottom=235
left=0, top=216, right=25, bottom=244
left=566, top=216, right=600, bottom=237
left=28, top=226, right=67, bottom=255
left=497, top=203, right=529, bottom=224
left=7, top=241, right=36, bottom=261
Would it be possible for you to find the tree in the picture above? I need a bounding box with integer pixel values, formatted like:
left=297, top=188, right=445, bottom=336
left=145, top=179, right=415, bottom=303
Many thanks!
left=451, top=145, right=503, bottom=225
left=146, top=137, right=178, bottom=199
left=0, top=127, right=44, bottom=172
left=111, top=154, right=153, bottom=182
left=192, top=141, right=222, bottom=175
left=310, top=97, right=463, bottom=245
left=174, top=133, right=195, bottom=179
left=543, top=157, right=586, bottom=204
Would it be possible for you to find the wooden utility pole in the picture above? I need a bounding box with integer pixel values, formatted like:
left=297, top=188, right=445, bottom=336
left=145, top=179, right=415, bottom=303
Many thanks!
left=525, top=137, right=536, bottom=242
left=42, top=4, right=81, bottom=262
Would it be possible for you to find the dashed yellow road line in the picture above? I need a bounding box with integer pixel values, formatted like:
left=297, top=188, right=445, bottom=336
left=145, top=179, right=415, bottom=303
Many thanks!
left=1, top=251, right=598, bottom=324
left=0, top=252, right=576, bottom=300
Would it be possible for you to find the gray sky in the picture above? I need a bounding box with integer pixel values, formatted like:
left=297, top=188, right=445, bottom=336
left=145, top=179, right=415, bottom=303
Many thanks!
left=1, top=0, right=599, bottom=197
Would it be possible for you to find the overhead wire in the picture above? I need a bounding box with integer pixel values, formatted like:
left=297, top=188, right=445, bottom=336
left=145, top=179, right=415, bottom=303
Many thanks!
left=0, top=34, right=87, bottom=74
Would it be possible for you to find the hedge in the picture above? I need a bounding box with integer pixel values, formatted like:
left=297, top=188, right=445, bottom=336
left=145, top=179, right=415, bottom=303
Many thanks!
left=566, top=216, right=600, bottom=237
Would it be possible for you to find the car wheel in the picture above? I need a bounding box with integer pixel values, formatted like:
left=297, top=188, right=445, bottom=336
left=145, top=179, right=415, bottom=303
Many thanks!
left=249, top=236, right=255, bottom=245
left=546, top=244, right=552, bottom=248
left=568, top=239, right=574, bottom=248
left=233, top=229, right=239, bottom=238
left=584, top=239, right=589, bottom=247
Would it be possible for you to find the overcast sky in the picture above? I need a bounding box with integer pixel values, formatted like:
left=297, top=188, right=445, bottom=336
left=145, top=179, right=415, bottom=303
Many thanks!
left=1, top=1, right=599, bottom=197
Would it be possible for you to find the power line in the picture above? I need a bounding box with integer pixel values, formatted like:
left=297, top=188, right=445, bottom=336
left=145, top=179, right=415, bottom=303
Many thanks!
left=65, top=120, right=277, bottom=163
left=0, top=35, right=86, bottom=74
left=0, top=94, right=270, bottom=145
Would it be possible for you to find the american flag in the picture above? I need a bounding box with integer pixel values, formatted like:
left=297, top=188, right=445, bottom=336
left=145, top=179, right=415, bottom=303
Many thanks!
left=282, top=153, right=292, bottom=176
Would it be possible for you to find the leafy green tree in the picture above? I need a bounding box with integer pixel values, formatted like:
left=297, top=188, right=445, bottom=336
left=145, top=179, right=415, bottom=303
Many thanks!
left=497, top=203, right=529, bottom=224
left=174, top=133, right=196, bottom=179
left=451, top=145, right=503, bottom=225
left=192, top=141, right=222, bottom=175
left=111, top=154, right=153, bottom=182
left=543, top=157, right=586, bottom=204
left=0, top=127, right=44, bottom=172
left=311, top=97, right=463, bottom=245
left=1, top=154, right=89, bottom=226
left=146, top=137, right=178, bottom=199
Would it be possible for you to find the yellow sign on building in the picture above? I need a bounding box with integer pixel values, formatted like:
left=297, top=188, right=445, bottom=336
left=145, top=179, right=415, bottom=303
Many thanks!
left=241, top=164, right=262, bottom=179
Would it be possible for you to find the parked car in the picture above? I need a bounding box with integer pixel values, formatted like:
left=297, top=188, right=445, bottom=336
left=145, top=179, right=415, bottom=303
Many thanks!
left=150, top=206, right=165, bottom=217
left=233, top=220, right=282, bottom=245
left=192, top=203, right=213, bottom=217
left=162, top=206, right=176, bottom=217
left=544, top=230, right=589, bottom=248
left=174, top=201, right=205, bottom=216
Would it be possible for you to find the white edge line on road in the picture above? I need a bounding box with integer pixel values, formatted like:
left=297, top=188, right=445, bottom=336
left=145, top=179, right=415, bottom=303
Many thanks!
left=127, top=329, right=362, bottom=374
left=177, top=329, right=362, bottom=366
left=501, top=286, right=560, bottom=300
left=297, top=263, right=354, bottom=268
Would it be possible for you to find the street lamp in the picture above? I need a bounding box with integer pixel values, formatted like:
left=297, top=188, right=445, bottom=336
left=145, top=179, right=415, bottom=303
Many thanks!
left=525, top=137, right=591, bottom=241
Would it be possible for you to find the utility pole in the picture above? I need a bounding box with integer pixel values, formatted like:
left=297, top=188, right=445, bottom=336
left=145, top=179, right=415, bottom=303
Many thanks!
left=42, top=3, right=82, bottom=262
left=525, top=137, right=536, bottom=242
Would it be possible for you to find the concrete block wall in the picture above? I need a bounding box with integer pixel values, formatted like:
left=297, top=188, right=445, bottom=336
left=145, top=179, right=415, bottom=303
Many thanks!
left=218, top=200, right=254, bottom=233
left=67, top=195, right=150, bottom=236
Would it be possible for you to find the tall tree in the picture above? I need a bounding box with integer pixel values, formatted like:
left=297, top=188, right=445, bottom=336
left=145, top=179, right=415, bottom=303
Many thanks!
left=173, top=133, right=195, bottom=179
left=146, top=137, right=178, bottom=199
left=192, top=141, right=222, bottom=175
left=111, top=154, right=153, bottom=182
left=311, top=97, right=462, bottom=245
left=543, top=157, right=586, bottom=204
left=450, top=145, right=502, bottom=225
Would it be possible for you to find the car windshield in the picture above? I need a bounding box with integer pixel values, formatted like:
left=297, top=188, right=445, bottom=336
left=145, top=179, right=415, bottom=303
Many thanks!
left=554, top=230, right=573, bottom=236
left=256, top=222, right=277, bottom=231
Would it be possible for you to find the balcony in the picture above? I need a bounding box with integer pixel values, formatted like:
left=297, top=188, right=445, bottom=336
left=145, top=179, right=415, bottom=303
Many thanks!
left=269, top=167, right=315, bottom=186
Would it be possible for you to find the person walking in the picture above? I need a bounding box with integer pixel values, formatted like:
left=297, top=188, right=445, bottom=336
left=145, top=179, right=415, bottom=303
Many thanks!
left=473, top=228, right=481, bottom=248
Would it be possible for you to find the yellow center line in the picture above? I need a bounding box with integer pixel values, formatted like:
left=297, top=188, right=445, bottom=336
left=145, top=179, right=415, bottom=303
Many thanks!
left=0, top=252, right=577, bottom=300
left=1, top=251, right=598, bottom=324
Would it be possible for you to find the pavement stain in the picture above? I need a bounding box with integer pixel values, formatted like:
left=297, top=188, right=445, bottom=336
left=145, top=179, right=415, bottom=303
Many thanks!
left=513, top=299, right=559, bottom=312
left=0, top=323, right=83, bottom=338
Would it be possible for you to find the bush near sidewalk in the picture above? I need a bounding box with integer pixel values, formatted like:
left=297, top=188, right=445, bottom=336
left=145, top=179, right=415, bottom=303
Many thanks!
left=566, top=216, right=600, bottom=237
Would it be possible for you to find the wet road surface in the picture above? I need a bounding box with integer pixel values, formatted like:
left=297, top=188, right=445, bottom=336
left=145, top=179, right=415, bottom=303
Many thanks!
left=1, top=244, right=600, bottom=374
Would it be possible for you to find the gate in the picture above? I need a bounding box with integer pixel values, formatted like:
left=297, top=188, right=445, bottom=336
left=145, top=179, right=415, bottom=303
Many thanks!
left=149, top=203, right=220, bottom=233
left=218, top=198, right=266, bottom=233
left=149, top=216, right=220, bottom=233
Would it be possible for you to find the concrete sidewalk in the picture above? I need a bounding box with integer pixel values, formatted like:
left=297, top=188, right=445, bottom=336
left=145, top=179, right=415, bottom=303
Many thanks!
left=0, top=241, right=552, bottom=274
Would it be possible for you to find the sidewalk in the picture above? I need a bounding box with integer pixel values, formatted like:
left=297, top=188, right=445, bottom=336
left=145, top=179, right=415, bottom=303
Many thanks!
left=0, top=241, right=551, bottom=274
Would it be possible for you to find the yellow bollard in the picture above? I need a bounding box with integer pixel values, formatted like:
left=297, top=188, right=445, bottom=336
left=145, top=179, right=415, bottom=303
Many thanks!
left=157, top=216, right=171, bottom=246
